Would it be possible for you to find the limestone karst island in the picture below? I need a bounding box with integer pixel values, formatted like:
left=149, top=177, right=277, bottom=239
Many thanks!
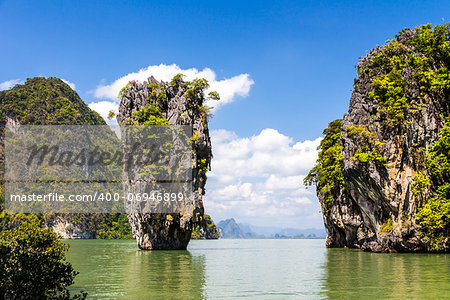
left=305, top=26, right=450, bottom=253
left=0, top=1, right=449, bottom=299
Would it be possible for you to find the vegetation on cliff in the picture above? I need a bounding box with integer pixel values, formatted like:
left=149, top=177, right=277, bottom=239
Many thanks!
left=306, top=23, right=450, bottom=252
left=417, top=121, right=450, bottom=250
left=304, top=119, right=344, bottom=216
left=0, top=77, right=104, bottom=125
left=0, top=77, right=132, bottom=239
left=358, top=24, right=450, bottom=129
left=191, top=214, right=220, bottom=239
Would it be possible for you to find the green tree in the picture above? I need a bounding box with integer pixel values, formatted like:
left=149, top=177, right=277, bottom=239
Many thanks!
left=191, top=214, right=219, bottom=239
left=0, top=223, right=86, bottom=299
left=304, top=119, right=344, bottom=216
left=417, top=121, right=450, bottom=251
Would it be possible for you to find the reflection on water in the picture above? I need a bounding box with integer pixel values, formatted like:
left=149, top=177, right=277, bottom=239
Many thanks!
left=190, top=239, right=327, bottom=298
left=127, top=250, right=205, bottom=298
left=66, top=239, right=449, bottom=299
left=66, top=240, right=205, bottom=299
left=321, top=248, right=450, bottom=299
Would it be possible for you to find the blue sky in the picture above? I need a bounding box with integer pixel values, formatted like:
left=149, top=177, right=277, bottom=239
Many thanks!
left=1, top=0, right=449, bottom=228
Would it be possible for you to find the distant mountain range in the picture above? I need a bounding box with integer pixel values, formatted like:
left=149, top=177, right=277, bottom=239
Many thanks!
left=216, top=218, right=326, bottom=239
left=217, top=218, right=248, bottom=239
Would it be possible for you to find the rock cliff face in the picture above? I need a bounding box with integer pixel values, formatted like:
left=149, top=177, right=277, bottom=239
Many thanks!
left=306, top=24, right=450, bottom=252
left=117, top=75, right=214, bottom=250
left=45, top=217, right=95, bottom=239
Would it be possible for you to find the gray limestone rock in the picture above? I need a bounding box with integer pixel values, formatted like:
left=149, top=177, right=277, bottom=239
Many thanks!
left=317, top=28, right=449, bottom=252
left=118, top=76, right=213, bottom=250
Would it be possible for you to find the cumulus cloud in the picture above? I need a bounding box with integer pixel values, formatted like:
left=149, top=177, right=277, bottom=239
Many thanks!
left=204, top=128, right=323, bottom=228
left=92, top=64, right=254, bottom=110
left=88, top=101, right=118, bottom=125
left=89, top=64, right=253, bottom=126
left=209, top=128, right=321, bottom=179
left=0, top=79, right=23, bottom=91
left=61, top=79, right=76, bottom=90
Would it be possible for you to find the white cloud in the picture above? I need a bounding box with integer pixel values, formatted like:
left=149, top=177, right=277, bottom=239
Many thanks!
left=61, top=79, right=76, bottom=90
left=93, top=64, right=254, bottom=110
left=210, top=128, right=321, bottom=178
left=264, top=175, right=304, bottom=190
left=204, top=128, right=323, bottom=228
left=88, top=101, right=119, bottom=125
left=0, top=79, right=23, bottom=91
left=287, top=197, right=312, bottom=204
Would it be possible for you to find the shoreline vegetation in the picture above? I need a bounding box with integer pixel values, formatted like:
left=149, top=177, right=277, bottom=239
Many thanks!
left=0, top=224, right=87, bottom=299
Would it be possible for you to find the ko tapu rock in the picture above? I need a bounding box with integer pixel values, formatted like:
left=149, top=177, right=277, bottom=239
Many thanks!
left=117, top=74, right=217, bottom=250
left=306, top=24, right=450, bottom=253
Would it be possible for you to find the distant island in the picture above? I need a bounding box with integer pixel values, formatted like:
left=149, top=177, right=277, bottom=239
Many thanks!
left=216, top=218, right=325, bottom=239
left=0, top=77, right=132, bottom=239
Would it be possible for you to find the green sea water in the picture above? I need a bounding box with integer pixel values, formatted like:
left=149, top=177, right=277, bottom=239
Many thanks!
left=65, top=239, right=449, bottom=299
